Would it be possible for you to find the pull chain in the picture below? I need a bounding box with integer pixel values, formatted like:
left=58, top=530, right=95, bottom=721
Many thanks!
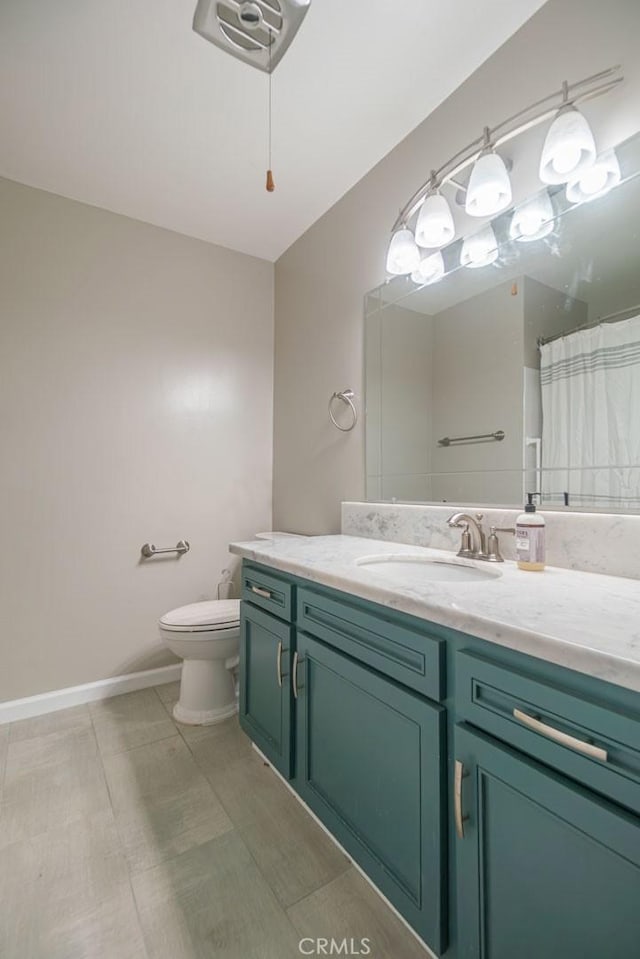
left=266, top=29, right=275, bottom=192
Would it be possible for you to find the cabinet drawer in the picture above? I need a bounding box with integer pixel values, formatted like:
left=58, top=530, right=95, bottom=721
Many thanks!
left=297, top=587, right=444, bottom=701
left=241, top=563, right=293, bottom=621
left=456, top=650, right=640, bottom=813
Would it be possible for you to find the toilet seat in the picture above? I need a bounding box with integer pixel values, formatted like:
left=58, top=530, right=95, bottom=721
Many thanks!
left=159, top=599, right=240, bottom=633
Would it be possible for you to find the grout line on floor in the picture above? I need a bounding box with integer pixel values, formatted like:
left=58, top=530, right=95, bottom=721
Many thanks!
left=184, top=728, right=355, bottom=917
left=151, top=685, right=175, bottom=707
left=93, top=728, right=182, bottom=760
left=205, top=806, right=312, bottom=943
left=87, top=706, right=120, bottom=824
left=0, top=732, right=8, bottom=799
left=252, top=744, right=436, bottom=957
left=88, top=697, right=175, bottom=959
left=283, top=859, right=353, bottom=911
left=87, top=702, right=152, bottom=958
left=119, top=837, right=153, bottom=959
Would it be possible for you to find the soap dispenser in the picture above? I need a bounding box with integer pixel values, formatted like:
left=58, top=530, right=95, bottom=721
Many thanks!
left=516, top=493, right=546, bottom=571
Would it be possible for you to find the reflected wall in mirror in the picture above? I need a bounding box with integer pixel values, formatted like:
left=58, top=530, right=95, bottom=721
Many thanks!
left=365, top=130, right=640, bottom=512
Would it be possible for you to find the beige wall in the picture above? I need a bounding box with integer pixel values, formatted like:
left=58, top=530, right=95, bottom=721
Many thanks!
left=366, top=304, right=433, bottom=502
left=0, top=178, right=274, bottom=702
left=273, top=0, right=640, bottom=533
left=522, top=276, right=587, bottom=369
left=431, top=280, right=524, bottom=500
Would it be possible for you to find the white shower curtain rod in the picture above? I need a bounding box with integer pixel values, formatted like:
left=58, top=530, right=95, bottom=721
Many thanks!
left=537, top=302, right=640, bottom=347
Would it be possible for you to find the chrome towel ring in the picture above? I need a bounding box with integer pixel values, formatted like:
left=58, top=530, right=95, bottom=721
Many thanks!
left=329, top=389, right=357, bottom=432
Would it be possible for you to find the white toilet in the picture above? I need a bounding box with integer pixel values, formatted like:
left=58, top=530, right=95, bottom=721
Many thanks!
left=159, top=599, right=240, bottom=726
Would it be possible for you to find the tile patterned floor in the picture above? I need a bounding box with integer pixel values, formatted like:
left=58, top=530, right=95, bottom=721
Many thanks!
left=0, top=685, right=429, bottom=958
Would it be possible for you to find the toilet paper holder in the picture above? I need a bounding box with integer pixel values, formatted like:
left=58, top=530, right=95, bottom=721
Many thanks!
left=141, top=540, right=190, bottom=558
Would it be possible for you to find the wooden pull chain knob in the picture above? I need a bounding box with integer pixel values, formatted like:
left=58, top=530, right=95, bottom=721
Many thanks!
left=266, top=169, right=275, bottom=192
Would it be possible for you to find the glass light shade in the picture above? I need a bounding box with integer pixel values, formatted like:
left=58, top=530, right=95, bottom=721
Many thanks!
left=465, top=152, right=512, bottom=217
left=460, top=225, right=498, bottom=269
left=414, top=193, right=455, bottom=248
left=411, top=251, right=445, bottom=286
left=565, top=149, right=621, bottom=204
left=509, top=192, right=555, bottom=242
left=539, top=106, right=597, bottom=184
left=385, top=228, right=420, bottom=275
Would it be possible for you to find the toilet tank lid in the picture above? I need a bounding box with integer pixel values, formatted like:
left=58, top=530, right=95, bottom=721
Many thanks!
left=160, top=599, right=240, bottom=628
left=254, top=531, right=308, bottom=540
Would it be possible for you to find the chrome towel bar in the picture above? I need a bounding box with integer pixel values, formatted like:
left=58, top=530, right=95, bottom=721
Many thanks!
left=438, top=430, right=505, bottom=447
left=141, top=540, right=190, bottom=558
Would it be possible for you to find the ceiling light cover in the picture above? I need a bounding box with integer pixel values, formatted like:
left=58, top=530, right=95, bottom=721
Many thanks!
left=193, top=0, right=312, bottom=73
left=465, top=152, right=512, bottom=218
left=565, top=149, right=621, bottom=203
left=411, top=251, right=445, bottom=286
left=386, top=229, right=420, bottom=275
left=539, top=107, right=597, bottom=184
left=415, top=194, right=455, bottom=248
left=460, top=225, right=499, bottom=269
left=510, top=191, right=555, bottom=242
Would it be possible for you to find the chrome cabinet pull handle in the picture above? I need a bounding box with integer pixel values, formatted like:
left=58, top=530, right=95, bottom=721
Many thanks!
left=251, top=585, right=272, bottom=599
left=513, top=708, right=608, bottom=762
left=276, top=641, right=283, bottom=688
left=454, top=760, right=469, bottom=840
left=292, top=651, right=300, bottom=699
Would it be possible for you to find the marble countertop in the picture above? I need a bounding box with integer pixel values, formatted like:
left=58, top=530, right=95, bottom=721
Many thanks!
left=230, top=534, right=640, bottom=694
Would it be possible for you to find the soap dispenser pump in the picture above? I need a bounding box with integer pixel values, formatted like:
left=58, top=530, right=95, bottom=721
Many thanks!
left=516, top=493, right=546, bottom=571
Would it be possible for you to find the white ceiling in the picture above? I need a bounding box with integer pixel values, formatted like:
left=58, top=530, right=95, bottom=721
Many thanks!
left=0, top=0, right=546, bottom=261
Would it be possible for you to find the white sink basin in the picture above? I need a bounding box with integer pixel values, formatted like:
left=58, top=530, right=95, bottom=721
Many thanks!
left=355, top=554, right=501, bottom=583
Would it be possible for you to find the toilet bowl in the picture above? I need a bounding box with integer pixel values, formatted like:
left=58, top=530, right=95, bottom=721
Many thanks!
left=159, top=599, right=240, bottom=726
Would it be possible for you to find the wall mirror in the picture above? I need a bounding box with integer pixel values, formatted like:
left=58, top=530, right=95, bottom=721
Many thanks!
left=364, top=129, right=640, bottom=512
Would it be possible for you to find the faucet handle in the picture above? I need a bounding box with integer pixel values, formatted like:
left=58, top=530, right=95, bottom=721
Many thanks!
left=458, top=524, right=473, bottom=558
left=447, top=517, right=475, bottom=558
left=486, top=526, right=515, bottom=563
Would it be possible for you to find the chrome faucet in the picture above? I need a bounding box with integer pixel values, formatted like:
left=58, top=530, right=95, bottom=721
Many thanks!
left=447, top=512, right=514, bottom=562
left=447, top=512, right=488, bottom=560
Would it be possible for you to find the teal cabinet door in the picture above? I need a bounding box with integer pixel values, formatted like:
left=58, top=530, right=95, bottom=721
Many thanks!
left=239, top=602, right=293, bottom=778
left=454, top=723, right=640, bottom=959
left=294, top=632, right=446, bottom=954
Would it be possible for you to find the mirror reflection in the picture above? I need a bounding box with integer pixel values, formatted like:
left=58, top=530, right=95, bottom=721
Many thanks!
left=365, top=130, right=640, bottom=511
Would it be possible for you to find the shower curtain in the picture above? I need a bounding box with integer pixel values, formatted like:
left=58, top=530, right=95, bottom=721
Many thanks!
left=540, top=314, right=640, bottom=509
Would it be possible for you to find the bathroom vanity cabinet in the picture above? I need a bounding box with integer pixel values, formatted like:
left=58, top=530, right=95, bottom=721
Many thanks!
left=294, top=630, right=446, bottom=950
left=239, top=559, right=640, bottom=959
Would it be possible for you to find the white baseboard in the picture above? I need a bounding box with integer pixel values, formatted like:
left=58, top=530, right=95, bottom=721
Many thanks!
left=251, top=743, right=435, bottom=958
left=0, top=663, right=182, bottom=725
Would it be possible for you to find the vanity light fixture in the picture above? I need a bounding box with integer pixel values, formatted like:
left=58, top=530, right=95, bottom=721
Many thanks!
left=384, top=67, right=622, bottom=275
left=415, top=177, right=456, bottom=248
left=510, top=191, right=555, bottom=242
left=386, top=228, right=421, bottom=276
left=539, top=91, right=597, bottom=185
left=465, top=130, right=512, bottom=218
left=566, top=149, right=621, bottom=203
left=460, top=225, right=499, bottom=269
left=411, top=251, right=445, bottom=285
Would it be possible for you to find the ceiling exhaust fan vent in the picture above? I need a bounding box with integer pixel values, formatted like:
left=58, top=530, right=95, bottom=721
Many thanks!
left=193, top=0, right=311, bottom=73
